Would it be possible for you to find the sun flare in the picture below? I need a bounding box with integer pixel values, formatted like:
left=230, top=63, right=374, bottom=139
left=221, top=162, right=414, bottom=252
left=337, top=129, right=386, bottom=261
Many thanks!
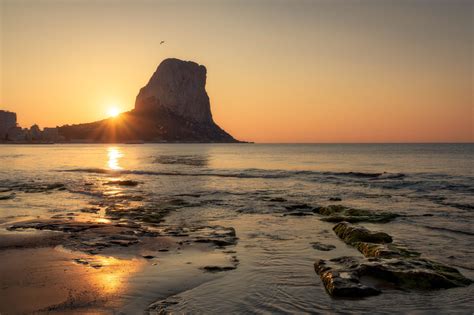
left=107, top=107, right=121, bottom=118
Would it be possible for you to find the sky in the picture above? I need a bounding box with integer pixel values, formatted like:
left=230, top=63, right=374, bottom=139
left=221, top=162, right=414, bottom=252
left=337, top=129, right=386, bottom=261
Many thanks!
left=1, top=0, right=473, bottom=143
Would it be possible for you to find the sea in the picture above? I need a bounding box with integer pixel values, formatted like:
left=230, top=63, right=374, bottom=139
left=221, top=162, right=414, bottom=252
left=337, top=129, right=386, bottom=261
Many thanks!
left=0, top=143, right=473, bottom=313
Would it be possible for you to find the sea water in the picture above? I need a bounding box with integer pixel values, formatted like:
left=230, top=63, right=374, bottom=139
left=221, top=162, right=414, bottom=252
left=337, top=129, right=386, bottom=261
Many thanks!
left=0, top=143, right=472, bottom=313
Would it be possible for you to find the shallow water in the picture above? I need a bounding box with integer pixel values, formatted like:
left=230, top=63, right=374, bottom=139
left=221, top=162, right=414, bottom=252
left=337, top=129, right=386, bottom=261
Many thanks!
left=0, top=143, right=473, bottom=313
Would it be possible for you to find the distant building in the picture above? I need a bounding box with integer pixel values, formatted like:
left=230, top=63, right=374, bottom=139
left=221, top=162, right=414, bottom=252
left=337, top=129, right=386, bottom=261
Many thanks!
left=6, top=126, right=27, bottom=141
left=0, top=110, right=63, bottom=143
left=0, top=110, right=17, bottom=141
left=43, top=127, right=60, bottom=141
left=30, top=124, right=42, bottom=140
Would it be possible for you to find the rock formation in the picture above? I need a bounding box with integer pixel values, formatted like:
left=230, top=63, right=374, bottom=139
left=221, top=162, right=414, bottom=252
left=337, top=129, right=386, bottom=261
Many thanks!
left=314, top=222, right=472, bottom=298
left=58, top=58, right=239, bottom=143
left=135, top=58, right=213, bottom=123
left=313, top=204, right=399, bottom=223
left=332, top=221, right=393, bottom=244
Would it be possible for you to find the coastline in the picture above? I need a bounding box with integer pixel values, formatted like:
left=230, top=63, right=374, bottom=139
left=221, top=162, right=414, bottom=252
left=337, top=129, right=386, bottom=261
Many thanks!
left=0, top=144, right=472, bottom=313
left=0, top=140, right=253, bottom=145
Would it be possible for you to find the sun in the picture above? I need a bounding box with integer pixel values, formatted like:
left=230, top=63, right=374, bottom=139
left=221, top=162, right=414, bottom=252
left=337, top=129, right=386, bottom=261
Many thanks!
left=107, top=107, right=121, bottom=118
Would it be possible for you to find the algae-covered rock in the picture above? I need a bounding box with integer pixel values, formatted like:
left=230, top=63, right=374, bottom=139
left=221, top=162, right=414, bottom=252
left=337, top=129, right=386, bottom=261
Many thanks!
left=333, top=222, right=393, bottom=245
left=314, top=258, right=381, bottom=297
left=201, top=265, right=237, bottom=272
left=285, top=204, right=312, bottom=211
left=311, top=242, right=336, bottom=251
left=332, top=222, right=419, bottom=258
left=321, top=214, right=398, bottom=223
left=316, top=222, right=472, bottom=297
left=148, top=296, right=181, bottom=315
left=314, top=256, right=472, bottom=298
left=358, top=257, right=473, bottom=290
left=104, top=180, right=140, bottom=186
left=355, top=242, right=420, bottom=258
left=313, top=205, right=398, bottom=223
left=313, top=204, right=347, bottom=215
left=0, top=193, right=15, bottom=200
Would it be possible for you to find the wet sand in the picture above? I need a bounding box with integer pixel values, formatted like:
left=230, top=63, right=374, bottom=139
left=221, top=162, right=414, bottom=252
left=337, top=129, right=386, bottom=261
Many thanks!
left=0, top=225, right=238, bottom=314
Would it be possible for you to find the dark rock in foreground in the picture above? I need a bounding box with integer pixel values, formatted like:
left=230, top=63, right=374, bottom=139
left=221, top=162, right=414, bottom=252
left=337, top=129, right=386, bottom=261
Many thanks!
left=315, top=257, right=381, bottom=297
left=201, top=265, right=237, bottom=272
left=104, top=180, right=140, bottom=187
left=4, top=181, right=66, bottom=194
left=8, top=220, right=106, bottom=233
left=0, top=193, right=15, bottom=200
left=311, top=242, right=336, bottom=251
left=315, top=222, right=472, bottom=298
left=58, top=58, right=240, bottom=143
left=192, top=226, right=238, bottom=247
left=333, top=222, right=420, bottom=259
left=355, top=242, right=420, bottom=259
left=313, top=205, right=399, bottom=223
left=285, top=203, right=312, bottom=211
left=315, top=256, right=472, bottom=298
left=285, top=211, right=314, bottom=216
left=333, top=221, right=393, bottom=245
left=148, top=296, right=181, bottom=315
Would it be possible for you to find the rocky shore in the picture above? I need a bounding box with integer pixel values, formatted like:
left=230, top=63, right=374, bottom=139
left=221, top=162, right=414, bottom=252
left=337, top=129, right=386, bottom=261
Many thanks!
left=312, top=217, right=472, bottom=298
left=0, top=177, right=242, bottom=313
left=0, top=160, right=472, bottom=313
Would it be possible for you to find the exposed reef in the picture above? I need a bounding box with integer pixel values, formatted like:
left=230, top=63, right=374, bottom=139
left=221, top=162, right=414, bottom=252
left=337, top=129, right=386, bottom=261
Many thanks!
left=315, top=255, right=472, bottom=297
left=333, top=221, right=393, bottom=244
left=311, top=242, right=336, bottom=251
left=315, top=257, right=382, bottom=297
left=314, top=222, right=472, bottom=298
left=313, top=205, right=399, bottom=223
left=8, top=219, right=238, bottom=255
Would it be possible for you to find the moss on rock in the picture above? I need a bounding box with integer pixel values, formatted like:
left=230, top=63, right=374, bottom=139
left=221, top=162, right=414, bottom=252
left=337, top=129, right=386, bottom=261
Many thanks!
left=333, top=222, right=393, bottom=245
left=315, top=256, right=472, bottom=298
left=314, top=205, right=399, bottom=223
left=354, top=242, right=420, bottom=258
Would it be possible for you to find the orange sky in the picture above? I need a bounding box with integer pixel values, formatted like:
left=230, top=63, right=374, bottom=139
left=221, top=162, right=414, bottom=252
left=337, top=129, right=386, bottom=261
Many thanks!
left=1, top=0, right=473, bottom=143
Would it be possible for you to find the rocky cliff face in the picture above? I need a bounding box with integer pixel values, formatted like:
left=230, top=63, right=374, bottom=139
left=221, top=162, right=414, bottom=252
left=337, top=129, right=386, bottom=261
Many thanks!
left=59, top=58, right=238, bottom=143
left=135, top=58, right=213, bottom=124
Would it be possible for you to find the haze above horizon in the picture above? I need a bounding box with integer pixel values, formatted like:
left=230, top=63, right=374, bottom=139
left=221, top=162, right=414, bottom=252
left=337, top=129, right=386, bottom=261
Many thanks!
left=1, top=0, right=472, bottom=143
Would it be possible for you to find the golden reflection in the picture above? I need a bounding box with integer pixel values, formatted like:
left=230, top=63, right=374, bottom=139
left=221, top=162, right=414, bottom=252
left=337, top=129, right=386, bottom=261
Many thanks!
left=89, top=256, right=142, bottom=294
left=94, top=218, right=111, bottom=224
left=107, top=147, right=123, bottom=170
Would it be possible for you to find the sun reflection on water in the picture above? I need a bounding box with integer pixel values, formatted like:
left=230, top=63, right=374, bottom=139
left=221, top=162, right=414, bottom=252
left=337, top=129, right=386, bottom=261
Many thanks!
left=107, top=147, right=123, bottom=170
left=94, top=218, right=111, bottom=224
left=89, top=256, right=142, bottom=295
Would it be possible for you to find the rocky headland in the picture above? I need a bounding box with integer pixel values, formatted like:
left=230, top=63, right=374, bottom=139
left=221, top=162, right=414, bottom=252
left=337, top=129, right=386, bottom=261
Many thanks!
left=58, top=58, right=239, bottom=143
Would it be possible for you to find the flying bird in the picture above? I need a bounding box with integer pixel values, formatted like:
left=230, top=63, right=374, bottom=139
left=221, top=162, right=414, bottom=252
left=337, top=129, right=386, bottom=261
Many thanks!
left=160, top=41, right=165, bottom=45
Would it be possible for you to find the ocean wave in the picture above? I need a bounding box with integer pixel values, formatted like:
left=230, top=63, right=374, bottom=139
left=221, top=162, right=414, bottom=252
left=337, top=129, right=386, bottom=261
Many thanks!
left=60, top=168, right=287, bottom=179
left=0, top=154, right=25, bottom=159
left=422, top=225, right=474, bottom=236
left=58, top=168, right=474, bottom=197
left=60, top=167, right=410, bottom=181
left=441, top=202, right=474, bottom=211
left=152, top=155, right=209, bottom=167
left=323, top=171, right=405, bottom=180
